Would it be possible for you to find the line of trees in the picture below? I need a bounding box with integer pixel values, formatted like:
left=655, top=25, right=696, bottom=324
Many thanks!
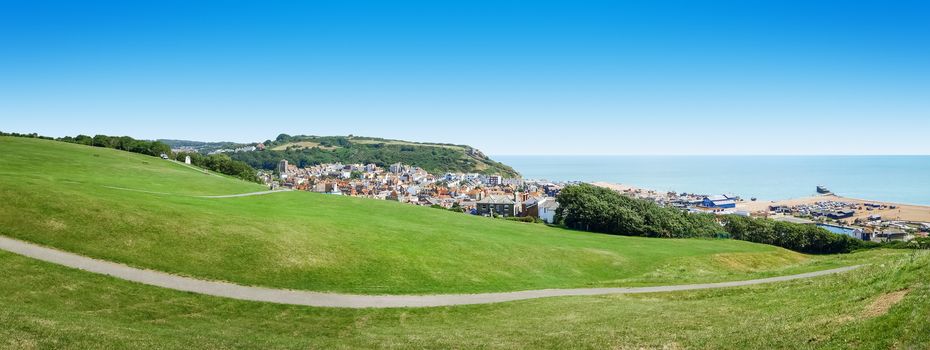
left=171, top=152, right=257, bottom=182
left=0, top=131, right=55, bottom=140
left=555, top=183, right=874, bottom=254
left=721, top=215, right=877, bottom=254
left=60, top=134, right=172, bottom=158
left=2, top=131, right=260, bottom=183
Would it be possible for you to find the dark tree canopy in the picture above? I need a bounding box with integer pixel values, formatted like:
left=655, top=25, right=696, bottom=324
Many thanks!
left=555, top=183, right=875, bottom=254
left=721, top=215, right=877, bottom=254
left=555, top=183, right=722, bottom=238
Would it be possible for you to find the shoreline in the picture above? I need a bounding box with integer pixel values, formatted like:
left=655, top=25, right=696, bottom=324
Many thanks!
left=737, top=194, right=930, bottom=223
left=591, top=181, right=930, bottom=223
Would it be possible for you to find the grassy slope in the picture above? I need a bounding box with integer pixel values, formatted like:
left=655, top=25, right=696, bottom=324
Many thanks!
left=1, top=249, right=925, bottom=349
left=0, top=137, right=871, bottom=294
left=0, top=137, right=263, bottom=195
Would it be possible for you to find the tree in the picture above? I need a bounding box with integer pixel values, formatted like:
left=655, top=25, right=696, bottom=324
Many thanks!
left=555, top=184, right=719, bottom=238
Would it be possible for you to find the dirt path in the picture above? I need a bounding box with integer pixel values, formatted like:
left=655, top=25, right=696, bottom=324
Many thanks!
left=0, top=236, right=863, bottom=309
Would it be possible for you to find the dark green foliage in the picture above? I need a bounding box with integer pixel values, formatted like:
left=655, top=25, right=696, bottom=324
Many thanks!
left=915, top=237, right=930, bottom=249
left=447, top=202, right=467, bottom=213
left=505, top=216, right=538, bottom=223
left=173, top=152, right=258, bottom=183
left=555, top=184, right=722, bottom=238
left=721, top=215, right=877, bottom=254
left=232, top=135, right=520, bottom=177
left=31, top=133, right=173, bottom=158
left=0, top=131, right=54, bottom=140
left=882, top=237, right=930, bottom=250
left=556, top=184, right=876, bottom=254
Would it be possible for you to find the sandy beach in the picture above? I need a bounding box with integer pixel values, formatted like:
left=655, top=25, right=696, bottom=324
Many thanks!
left=590, top=181, right=643, bottom=193
left=737, top=194, right=930, bottom=223
left=592, top=182, right=930, bottom=223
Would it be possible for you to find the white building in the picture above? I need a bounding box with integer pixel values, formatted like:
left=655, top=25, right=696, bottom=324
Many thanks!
left=537, top=197, right=559, bottom=224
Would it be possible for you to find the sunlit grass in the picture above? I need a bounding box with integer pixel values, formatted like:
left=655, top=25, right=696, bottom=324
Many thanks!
left=1, top=250, right=925, bottom=349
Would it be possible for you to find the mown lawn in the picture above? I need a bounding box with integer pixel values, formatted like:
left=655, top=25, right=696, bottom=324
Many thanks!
left=1, top=249, right=926, bottom=349
left=0, top=137, right=868, bottom=294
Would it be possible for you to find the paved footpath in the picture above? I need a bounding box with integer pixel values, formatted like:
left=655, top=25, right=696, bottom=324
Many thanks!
left=102, top=186, right=288, bottom=198
left=197, top=189, right=288, bottom=198
left=0, top=236, right=862, bottom=309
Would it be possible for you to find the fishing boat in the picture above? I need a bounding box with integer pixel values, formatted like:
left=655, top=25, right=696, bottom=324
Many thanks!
left=816, top=185, right=831, bottom=194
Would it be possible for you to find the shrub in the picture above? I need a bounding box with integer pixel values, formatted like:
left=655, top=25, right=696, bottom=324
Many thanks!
left=555, top=184, right=721, bottom=238
left=555, top=183, right=872, bottom=254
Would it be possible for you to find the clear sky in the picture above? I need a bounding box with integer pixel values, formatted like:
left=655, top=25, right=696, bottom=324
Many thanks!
left=2, top=0, right=928, bottom=155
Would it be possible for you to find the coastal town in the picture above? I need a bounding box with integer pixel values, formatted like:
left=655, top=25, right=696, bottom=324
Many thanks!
left=265, top=160, right=565, bottom=223
left=594, top=182, right=930, bottom=243
left=263, top=159, right=930, bottom=243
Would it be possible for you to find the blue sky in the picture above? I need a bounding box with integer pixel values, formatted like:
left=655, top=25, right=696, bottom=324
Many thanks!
left=1, top=0, right=928, bottom=155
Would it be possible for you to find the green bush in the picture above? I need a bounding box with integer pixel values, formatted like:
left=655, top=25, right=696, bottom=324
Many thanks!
left=555, top=184, right=721, bottom=238
left=882, top=237, right=930, bottom=250
left=555, top=183, right=873, bottom=254
left=174, top=152, right=259, bottom=183
left=505, top=216, right=537, bottom=223
left=722, top=215, right=877, bottom=254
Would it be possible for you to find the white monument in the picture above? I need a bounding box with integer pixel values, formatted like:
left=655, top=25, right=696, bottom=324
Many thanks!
left=184, top=155, right=191, bottom=165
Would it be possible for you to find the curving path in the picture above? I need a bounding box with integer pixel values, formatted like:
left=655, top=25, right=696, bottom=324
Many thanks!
left=102, top=186, right=288, bottom=198
left=0, top=236, right=862, bottom=309
left=198, top=189, right=289, bottom=198
left=167, top=159, right=220, bottom=177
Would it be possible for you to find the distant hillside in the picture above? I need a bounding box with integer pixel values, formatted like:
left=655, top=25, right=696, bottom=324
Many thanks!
left=157, top=139, right=253, bottom=153
left=234, top=134, right=520, bottom=177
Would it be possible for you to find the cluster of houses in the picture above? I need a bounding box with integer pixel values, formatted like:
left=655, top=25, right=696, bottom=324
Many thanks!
left=265, top=160, right=563, bottom=223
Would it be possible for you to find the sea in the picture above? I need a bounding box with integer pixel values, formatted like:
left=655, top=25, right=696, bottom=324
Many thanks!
left=493, top=156, right=930, bottom=206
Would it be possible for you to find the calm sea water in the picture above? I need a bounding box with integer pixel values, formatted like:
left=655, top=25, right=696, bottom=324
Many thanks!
left=493, top=156, right=930, bottom=205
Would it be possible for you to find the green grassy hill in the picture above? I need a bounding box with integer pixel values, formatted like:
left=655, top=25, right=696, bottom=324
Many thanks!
left=0, top=137, right=854, bottom=294
left=231, top=134, right=521, bottom=177
left=1, top=248, right=925, bottom=349
left=1, top=136, right=926, bottom=348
